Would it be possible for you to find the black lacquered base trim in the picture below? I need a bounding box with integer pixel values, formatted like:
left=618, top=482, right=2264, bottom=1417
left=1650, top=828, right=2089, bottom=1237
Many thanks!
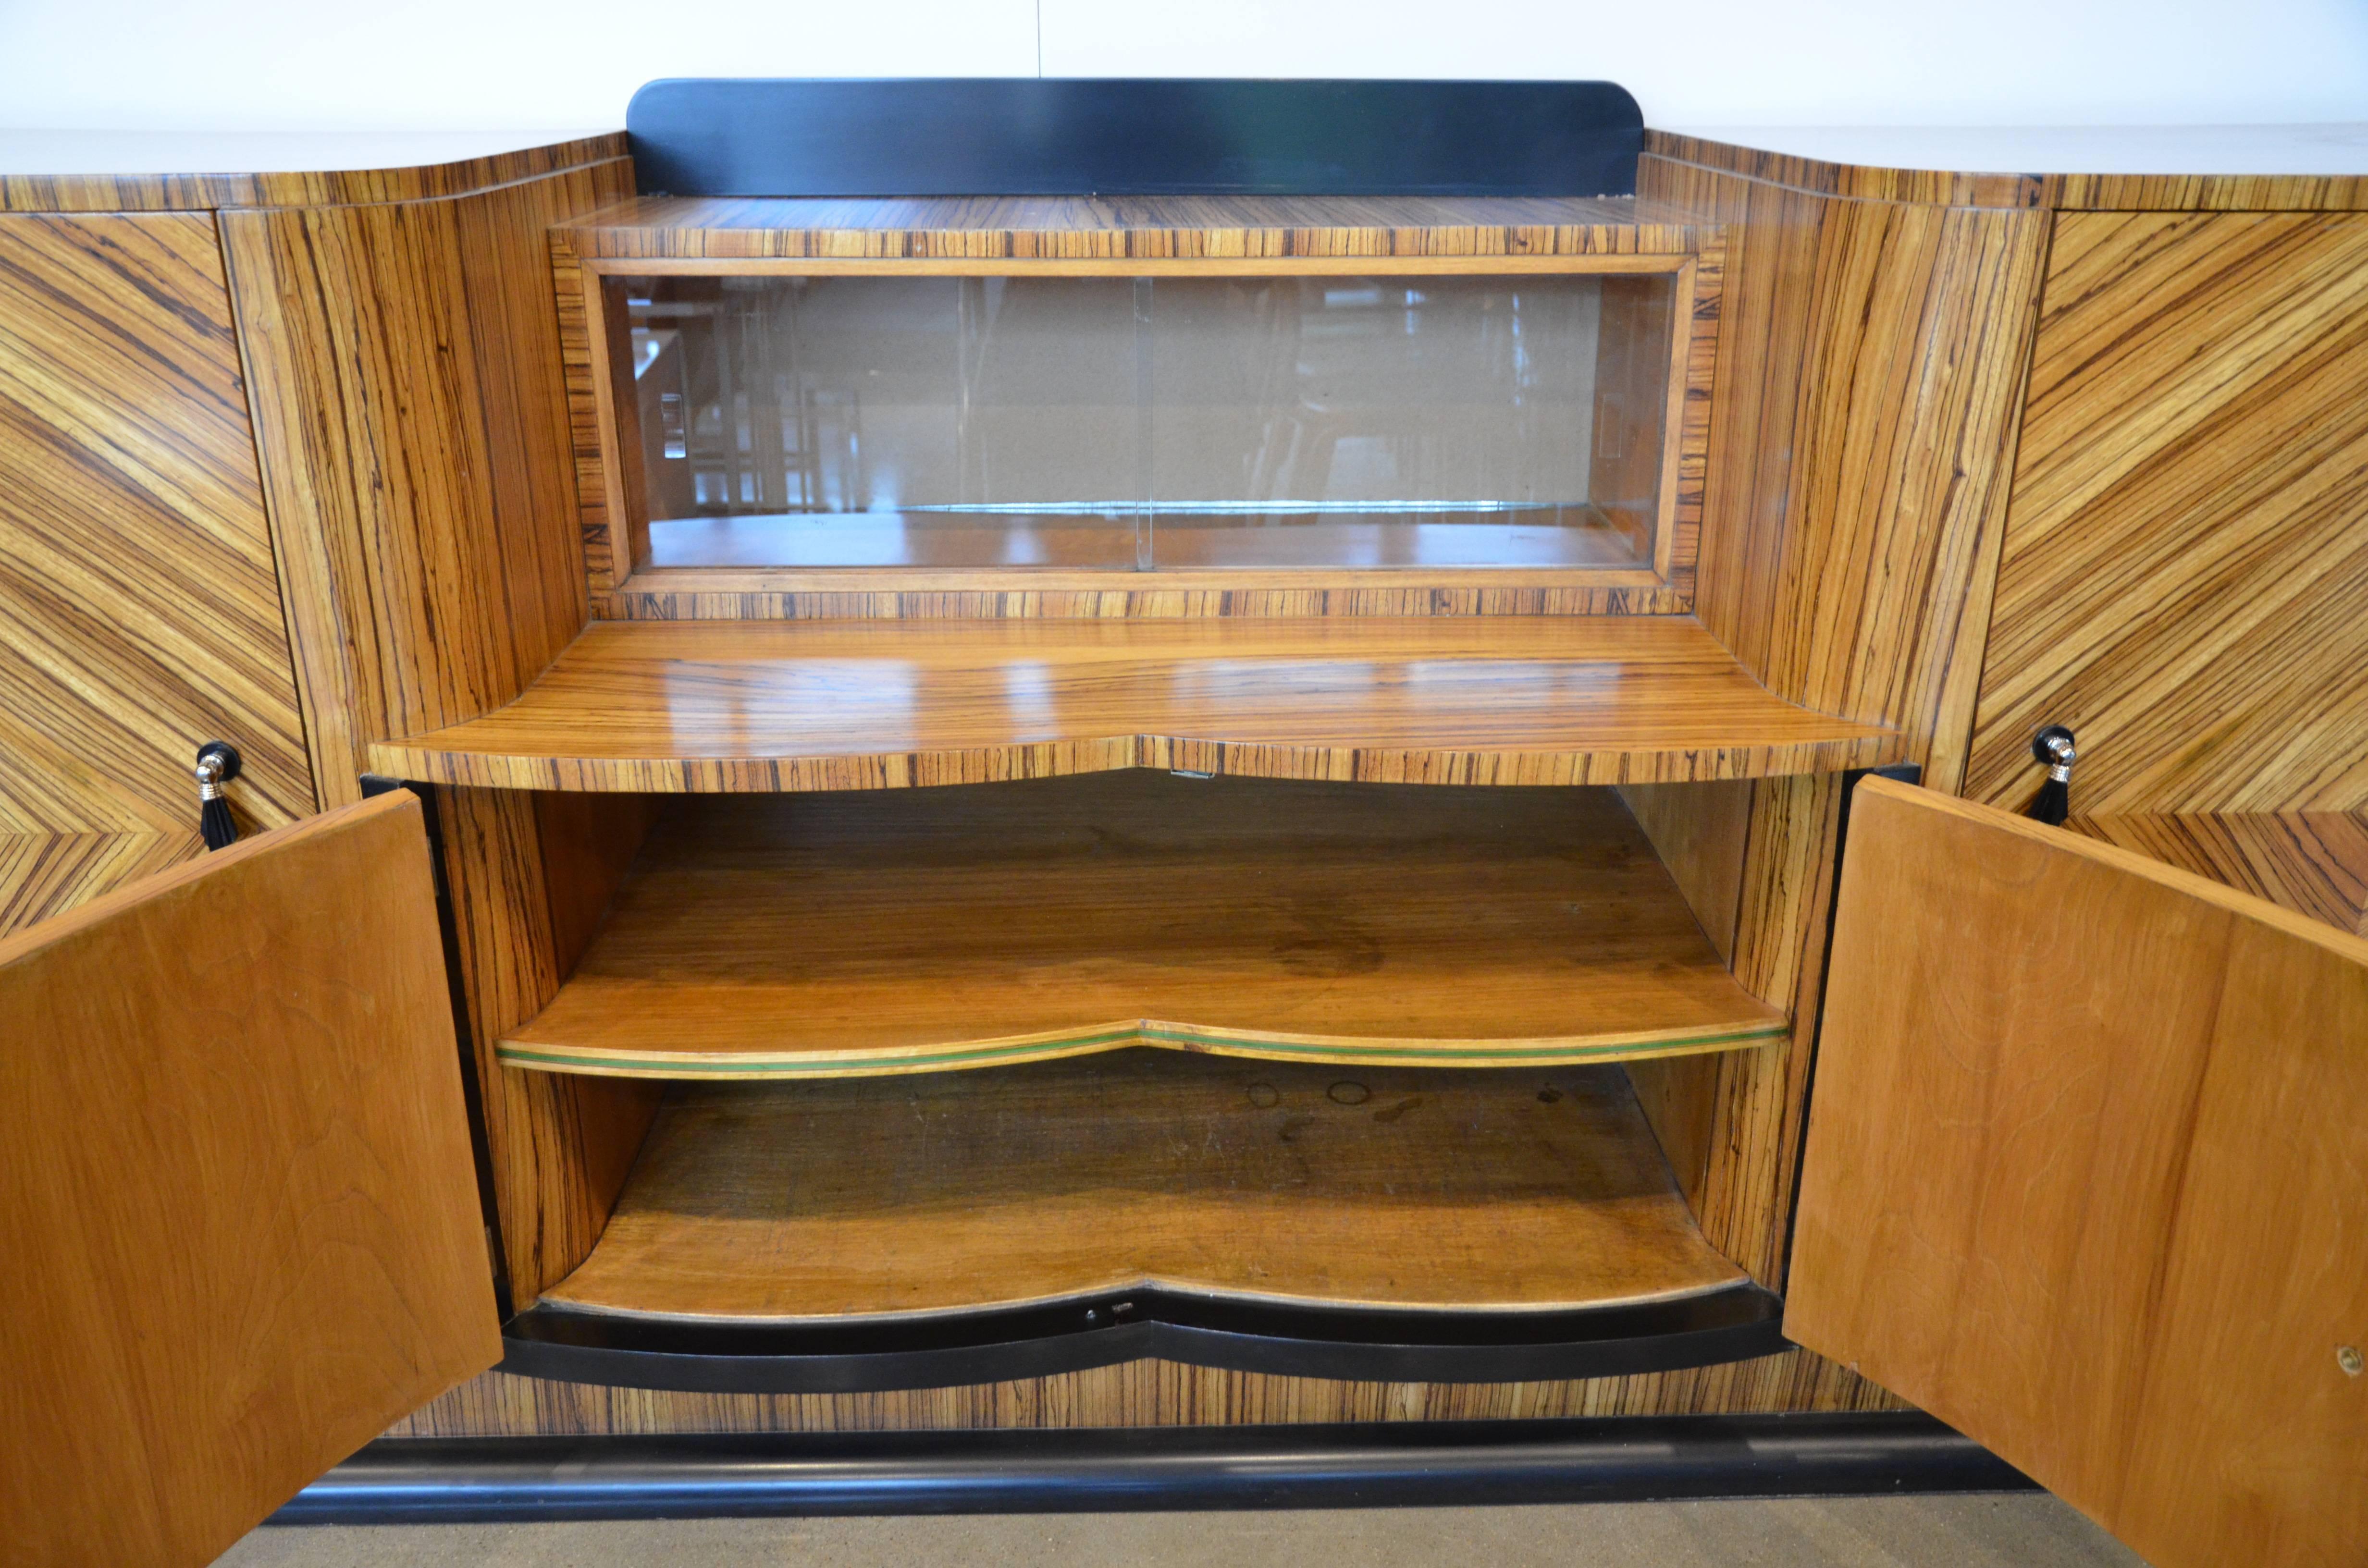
left=271, top=1413, right=2031, bottom=1524
left=496, top=1282, right=1787, bottom=1395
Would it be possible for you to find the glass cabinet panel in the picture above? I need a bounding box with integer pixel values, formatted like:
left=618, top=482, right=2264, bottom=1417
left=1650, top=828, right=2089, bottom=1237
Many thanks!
left=614, top=270, right=1677, bottom=573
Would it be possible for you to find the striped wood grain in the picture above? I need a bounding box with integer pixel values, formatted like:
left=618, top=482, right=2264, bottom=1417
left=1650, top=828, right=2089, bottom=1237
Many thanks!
left=0, top=134, right=627, bottom=214
left=390, top=1347, right=1906, bottom=1438
left=0, top=212, right=313, bottom=935
left=437, top=785, right=664, bottom=1305
left=560, top=194, right=1700, bottom=261
left=1966, top=212, right=2368, bottom=823
left=1647, top=129, right=2368, bottom=214
left=1618, top=151, right=2047, bottom=1325
left=221, top=156, right=635, bottom=809
left=2066, top=811, right=2368, bottom=937
left=367, top=617, right=1903, bottom=793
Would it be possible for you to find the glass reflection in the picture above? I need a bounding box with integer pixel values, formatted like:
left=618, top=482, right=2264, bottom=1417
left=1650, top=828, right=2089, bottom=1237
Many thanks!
left=620, top=272, right=1672, bottom=571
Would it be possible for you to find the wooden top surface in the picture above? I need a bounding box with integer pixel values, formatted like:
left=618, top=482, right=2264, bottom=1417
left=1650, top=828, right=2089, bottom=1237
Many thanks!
left=560, top=193, right=1703, bottom=261
left=1649, top=125, right=2368, bottom=212
left=0, top=130, right=626, bottom=212
left=367, top=617, right=1904, bottom=792
left=501, top=772, right=1787, bottom=1078
left=543, top=1054, right=1746, bottom=1321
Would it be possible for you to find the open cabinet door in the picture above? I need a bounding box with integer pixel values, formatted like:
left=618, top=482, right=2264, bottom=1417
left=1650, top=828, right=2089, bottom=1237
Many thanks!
left=1790, top=778, right=2368, bottom=1567
left=0, top=792, right=502, bottom=1567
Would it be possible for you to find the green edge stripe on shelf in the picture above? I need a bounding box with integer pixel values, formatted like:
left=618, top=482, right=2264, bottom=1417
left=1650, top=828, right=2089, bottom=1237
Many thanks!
left=495, top=1020, right=1788, bottom=1076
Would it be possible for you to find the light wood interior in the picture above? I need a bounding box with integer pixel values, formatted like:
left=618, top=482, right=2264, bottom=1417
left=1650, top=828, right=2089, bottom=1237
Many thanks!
left=501, top=772, right=1785, bottom=1079
left=544, top=1052, right=1747, bottom=1322
left=369, top=617, right=1903, bottom=792
left=1790, top=779, right=2368, bottom=1568
left=0, top=795, right=500, bottom=1566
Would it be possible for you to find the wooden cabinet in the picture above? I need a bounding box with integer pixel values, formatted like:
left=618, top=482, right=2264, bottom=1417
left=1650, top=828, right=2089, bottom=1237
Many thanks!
left=10, top=770, right=2358, bottom=1568
left=4, top=106, right=2368, bottom=1568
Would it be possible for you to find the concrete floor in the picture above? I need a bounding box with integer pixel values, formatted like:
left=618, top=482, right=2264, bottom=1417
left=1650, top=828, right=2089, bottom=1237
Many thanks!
left=219, top=1494, right=2147, bottom=1566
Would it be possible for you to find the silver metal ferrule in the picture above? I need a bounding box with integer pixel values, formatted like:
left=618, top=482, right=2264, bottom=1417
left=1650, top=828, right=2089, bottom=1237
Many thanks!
left=194, top=755, right=228, bottom=801
left=2042, top=734, right=2077, bottom=784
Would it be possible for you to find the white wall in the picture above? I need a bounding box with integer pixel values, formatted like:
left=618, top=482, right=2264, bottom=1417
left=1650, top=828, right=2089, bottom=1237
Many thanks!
left=1, top=0, right=2363, bottom=132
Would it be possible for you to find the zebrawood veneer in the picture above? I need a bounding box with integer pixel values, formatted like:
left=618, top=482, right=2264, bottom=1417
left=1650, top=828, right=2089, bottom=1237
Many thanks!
left=500, top=773, right=1786, bottom=1079
left=369, top=617, right=1902, bottom=792
left=1966, top=211, right=2368, bottom=823
left=559, top=194, right=1699, bottom=262
left=543, top=1055, right=1746, bottom=1322
left=0, top=212, right=314, bottom=938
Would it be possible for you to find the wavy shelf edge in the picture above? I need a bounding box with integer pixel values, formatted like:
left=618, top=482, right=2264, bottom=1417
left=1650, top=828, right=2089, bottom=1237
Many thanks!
left=496, top=1014, right=1790, bottom=1080
left=373, top=735, right=1902, bottom=792
left=363, top=616, right=1909, bottom=792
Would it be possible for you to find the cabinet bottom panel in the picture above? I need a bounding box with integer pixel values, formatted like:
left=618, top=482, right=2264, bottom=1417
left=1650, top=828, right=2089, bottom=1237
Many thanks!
left=517, top=1051, right=1775, bottom=1390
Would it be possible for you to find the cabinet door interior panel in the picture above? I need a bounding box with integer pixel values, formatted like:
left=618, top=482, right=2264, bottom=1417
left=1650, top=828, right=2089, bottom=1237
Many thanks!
left=544, top=1054, right=1746, bottom=1322
left=501, top=772, right=1786, bottom=1078
left=1789, top=780, right=2368, bottom=1568
left=0, top=212, right=313, bottom=933
left=1967, top=210, right=2368, bottom=822
left=0, top=793, right=501, bottom=1568
left=368, top=616, right=1904, bottom=792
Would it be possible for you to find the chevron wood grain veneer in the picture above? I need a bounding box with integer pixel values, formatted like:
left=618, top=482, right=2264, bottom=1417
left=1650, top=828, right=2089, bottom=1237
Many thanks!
left=1967, top=212, right=2368, bottom=838
left=0, top=213, right=314, bottom=935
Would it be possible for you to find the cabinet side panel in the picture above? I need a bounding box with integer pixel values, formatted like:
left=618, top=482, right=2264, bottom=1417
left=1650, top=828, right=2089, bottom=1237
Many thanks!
left=0, top=212, right=314, bottom=931
left=1640, top=155, right=2045, bottom=760
left=439, top=784, right=662, bottom=1303
left=1617, top=777, right=1751, bottom=1208
left=0, top=795, right=498, bottom=1566
left=220, top=157, right=635, bottom=806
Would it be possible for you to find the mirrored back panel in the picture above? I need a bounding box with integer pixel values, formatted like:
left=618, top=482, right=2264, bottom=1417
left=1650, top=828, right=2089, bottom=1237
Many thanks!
left=608, top=270, right=1681, bottom=574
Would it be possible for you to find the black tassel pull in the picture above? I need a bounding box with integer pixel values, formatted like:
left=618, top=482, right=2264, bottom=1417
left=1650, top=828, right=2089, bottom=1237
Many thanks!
left=195, top=741, right=243, bottom=851
left=2028, top=725, right=2077, bottom=826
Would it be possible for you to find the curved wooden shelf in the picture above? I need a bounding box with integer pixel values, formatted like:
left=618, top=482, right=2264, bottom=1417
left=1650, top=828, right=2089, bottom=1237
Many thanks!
left=499, top=773, right=1788, bottom=1079
left=542, top=1055, right=1749, bottom=1323
left=367, top=616, right=1905, bottom=792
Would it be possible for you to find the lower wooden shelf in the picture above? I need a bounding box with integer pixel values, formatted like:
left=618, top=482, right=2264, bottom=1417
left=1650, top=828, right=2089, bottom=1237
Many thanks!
left=499, top=772, right=1788, bottom=1078
left=541, top=1053, right=1748, bottom=1324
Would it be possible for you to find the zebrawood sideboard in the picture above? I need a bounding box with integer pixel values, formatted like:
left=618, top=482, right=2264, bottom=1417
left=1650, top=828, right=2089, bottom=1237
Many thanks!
left=1, top=109, right=2361, bottom=1568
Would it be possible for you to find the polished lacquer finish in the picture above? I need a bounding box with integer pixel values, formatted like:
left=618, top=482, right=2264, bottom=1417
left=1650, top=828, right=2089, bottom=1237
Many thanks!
left=542, top=1055, right=1744, bottom=1322
left=0, top=213, right=314, bottom=934
left=501, top=773, right=1786, bottom=1078
left=1965, top=210, right=2368, bottom=936
left=368, top=617, right=1902, bottom=791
